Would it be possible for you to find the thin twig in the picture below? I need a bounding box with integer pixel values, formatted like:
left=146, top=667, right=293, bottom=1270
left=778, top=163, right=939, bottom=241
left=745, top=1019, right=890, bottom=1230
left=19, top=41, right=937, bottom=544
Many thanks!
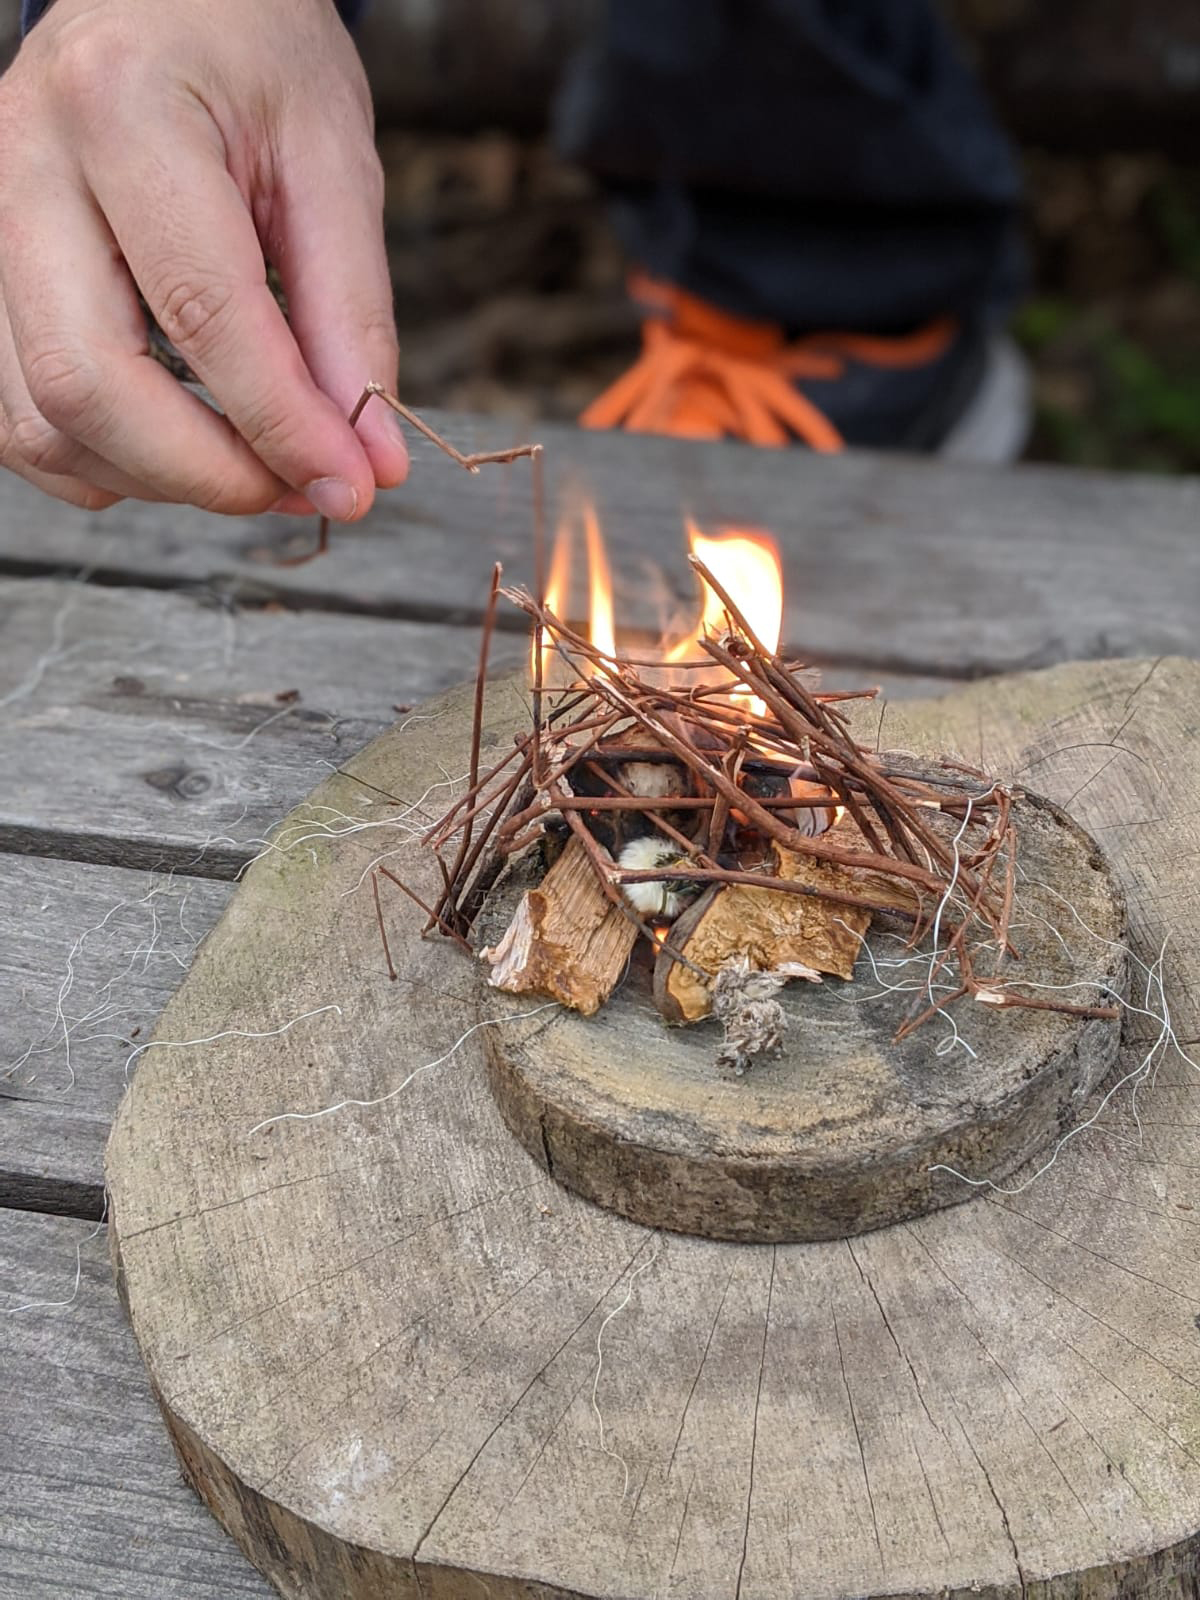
left=277, top=383, right=541, bottom=567
left=378, top=865, right=474, bottom=955
left=612, top=863, right=919, bottom=924
left=444, top=562, right=503, bottom=895
left=371, top=869, right=398, bottom=981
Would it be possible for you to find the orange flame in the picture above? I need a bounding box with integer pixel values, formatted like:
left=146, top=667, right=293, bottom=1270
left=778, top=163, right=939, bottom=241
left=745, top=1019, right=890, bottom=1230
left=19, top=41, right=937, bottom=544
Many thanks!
left=665, top=522, right=783, bottom=719
left=583, top=501, right=616, bottom=666
left=533, top=522, right=573, bottom=683
left=665, top=522, right=783, bottom=665
left=530, top=503, right=785, bottom=712
left=525, top=503, right=842, bottom=835
left=532, top=500, right=620, bottom=684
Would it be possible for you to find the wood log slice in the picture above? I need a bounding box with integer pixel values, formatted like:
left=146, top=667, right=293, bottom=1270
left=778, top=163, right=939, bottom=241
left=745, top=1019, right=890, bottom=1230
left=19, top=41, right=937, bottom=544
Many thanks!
left=107, top=658, right=1200, bottom=1600
left=479, top=775, right=1127, bottom=1243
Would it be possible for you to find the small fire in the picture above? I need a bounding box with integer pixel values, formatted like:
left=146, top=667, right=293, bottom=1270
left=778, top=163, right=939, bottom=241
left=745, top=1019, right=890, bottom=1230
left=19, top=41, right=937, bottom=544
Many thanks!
left=531, top=499, right=785, bottom=709
left=666, top=520, right=782, bottom=720
left=532, top=503, right=619, bottom=682
left=533, top=521, right=573, bottom=684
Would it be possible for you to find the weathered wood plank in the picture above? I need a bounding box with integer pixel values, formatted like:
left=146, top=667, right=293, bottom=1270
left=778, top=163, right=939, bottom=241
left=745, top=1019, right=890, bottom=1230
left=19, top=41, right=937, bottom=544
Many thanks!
left=0, top=572, right=512, bottom=721
left=1, top=414, right=1195, bottom=676
left=0, top=576, right=518, bottom=875
left=0, top=855, right=231, bottom=1217
left=0, top=1207, right=270, bottom=1598
left=0, top=577, right=948, bottom=878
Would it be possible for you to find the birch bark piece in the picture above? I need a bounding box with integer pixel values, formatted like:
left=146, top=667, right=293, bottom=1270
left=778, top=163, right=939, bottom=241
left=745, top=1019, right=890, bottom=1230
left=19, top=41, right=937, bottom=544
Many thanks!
left=107, top=657, right=1200, bottom=1600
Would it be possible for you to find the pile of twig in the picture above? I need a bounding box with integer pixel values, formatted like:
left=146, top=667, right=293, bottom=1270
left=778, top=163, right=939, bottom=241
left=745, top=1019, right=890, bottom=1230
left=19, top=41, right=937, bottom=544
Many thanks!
left=411, top=552, right=1120, bottom=1041
left=303, top=388, right=1116, bottom=1040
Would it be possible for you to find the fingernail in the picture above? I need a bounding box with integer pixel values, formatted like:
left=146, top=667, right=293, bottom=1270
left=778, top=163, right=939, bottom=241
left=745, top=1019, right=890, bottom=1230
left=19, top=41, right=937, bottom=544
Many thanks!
left=303, top=477, right=358, bottom=522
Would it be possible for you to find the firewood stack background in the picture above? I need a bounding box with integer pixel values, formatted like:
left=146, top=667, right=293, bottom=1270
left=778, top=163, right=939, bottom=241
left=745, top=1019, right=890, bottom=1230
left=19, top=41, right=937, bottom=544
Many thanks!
left=372, top=128, right=1200, bottom=475
left=343, top=0, right=1200, bottom=475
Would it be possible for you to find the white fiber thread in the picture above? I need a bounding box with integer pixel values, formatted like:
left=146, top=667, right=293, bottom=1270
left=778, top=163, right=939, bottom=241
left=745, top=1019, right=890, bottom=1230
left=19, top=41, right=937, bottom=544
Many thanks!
left=592, top=1237, right=663, bottom=1497
left=248, top=1003, right=560, bottom=1134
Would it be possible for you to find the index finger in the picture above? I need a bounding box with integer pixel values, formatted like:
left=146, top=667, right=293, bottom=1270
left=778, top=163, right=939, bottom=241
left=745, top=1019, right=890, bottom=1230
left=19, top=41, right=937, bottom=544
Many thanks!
left=86, top=114, right=377, bottom=523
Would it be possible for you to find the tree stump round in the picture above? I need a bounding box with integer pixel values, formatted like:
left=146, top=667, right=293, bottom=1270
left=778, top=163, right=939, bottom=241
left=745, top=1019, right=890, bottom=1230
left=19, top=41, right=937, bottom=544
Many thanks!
left=480, top=787, right=1125, bottom=1243
left=108, top=657, right=1200, bottom=1600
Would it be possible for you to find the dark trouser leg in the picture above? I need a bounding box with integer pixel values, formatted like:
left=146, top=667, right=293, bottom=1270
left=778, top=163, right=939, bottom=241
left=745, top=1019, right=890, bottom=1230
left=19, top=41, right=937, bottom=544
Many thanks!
left=556, top=0, right=1026, bottom=333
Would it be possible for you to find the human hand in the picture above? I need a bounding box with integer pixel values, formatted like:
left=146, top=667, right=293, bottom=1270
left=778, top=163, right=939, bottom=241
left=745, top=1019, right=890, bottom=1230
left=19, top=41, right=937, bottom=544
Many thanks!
left=0, top=0, right=407, bottom=517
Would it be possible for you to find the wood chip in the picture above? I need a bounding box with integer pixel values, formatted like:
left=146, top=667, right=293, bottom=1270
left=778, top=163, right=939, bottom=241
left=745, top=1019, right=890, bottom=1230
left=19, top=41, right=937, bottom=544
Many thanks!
left=654, top=830, right=878, bottom=1024
left=482, top=837, right=637, bottom=1015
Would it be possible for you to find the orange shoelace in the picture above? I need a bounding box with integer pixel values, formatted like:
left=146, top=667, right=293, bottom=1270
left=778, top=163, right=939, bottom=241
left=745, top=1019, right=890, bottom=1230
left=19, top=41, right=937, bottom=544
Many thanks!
left=580, top=274, right=957, bottom=451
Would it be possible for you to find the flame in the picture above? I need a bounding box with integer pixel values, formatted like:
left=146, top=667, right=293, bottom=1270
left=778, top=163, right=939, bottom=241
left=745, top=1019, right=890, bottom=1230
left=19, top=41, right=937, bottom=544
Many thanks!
left=531, top=501, right=619, bottom=684
left=532, top=522, right=573, bottom=683
left=665, top=522, right=783, bottom=665
left=663, top=522, right=783, bottom=720
left=531, top=504, right=784, bottom=713
left=546, top=524, right=571, bottom=621
left=583, top=501, right=616, bottom=665
left=527, top=503, right=843, bottom=838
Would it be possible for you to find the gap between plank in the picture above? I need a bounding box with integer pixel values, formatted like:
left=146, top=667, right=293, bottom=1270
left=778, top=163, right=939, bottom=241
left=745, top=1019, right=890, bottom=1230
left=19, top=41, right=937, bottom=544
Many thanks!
left=0, top=825, right=250, bottom=882
left=0, top=1168, right=105, bottom=1223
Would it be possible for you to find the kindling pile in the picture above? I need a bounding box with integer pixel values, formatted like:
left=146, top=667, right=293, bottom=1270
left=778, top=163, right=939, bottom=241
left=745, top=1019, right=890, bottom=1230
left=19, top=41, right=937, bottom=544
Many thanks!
left=301, top=387, right=1118, bottom=1072
left=410, top=556, right=1118, bottom=1072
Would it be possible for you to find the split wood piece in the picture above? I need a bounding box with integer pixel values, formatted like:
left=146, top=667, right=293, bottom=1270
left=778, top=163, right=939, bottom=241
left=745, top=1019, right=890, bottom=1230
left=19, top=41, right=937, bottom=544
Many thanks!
left=654, top=838, right=873, bottom=1025
left=482, top=836, right=637, bottom=1015
left=816, top=805, right=934, bottom=924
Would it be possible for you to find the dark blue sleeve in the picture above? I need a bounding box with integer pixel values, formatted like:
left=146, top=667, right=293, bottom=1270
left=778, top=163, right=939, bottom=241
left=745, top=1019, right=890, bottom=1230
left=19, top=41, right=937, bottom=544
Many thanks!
left=23, top=0, right=366, bottom=31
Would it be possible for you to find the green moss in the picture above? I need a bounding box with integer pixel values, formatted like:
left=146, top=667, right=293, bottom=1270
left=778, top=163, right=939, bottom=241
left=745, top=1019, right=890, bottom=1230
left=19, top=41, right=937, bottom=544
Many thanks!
left=1013, top=297, right=1073, bottom=352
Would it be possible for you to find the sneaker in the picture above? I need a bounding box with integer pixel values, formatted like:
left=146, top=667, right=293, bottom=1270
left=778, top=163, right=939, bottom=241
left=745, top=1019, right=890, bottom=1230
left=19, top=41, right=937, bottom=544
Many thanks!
left=580, top=274, right=1030, bottom=464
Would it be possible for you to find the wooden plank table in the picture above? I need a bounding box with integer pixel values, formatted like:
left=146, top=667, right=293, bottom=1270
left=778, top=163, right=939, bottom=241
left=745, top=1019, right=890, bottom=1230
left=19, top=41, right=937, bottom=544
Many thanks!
left=1, top=413, right=1197, bottom=1598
